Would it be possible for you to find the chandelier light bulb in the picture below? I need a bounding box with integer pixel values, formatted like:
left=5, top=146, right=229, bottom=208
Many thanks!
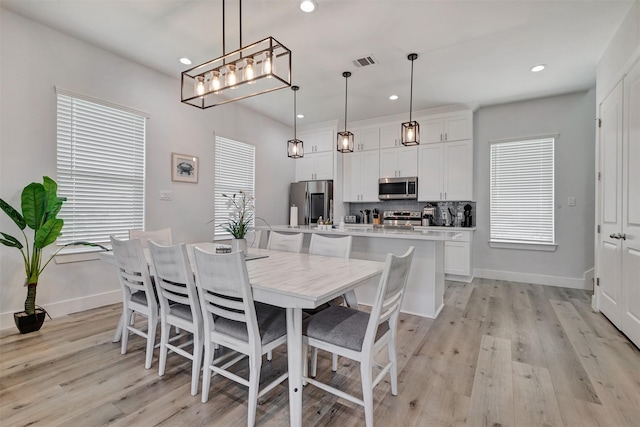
left=263, top=51, right=274, bottom=78
left=407, top=125, right=414, bottom=140
left=226, top=65, right=237, bottom=88
left=195, top=76, right=206, bottom=96
left=244, top=58, right=256, bottom=84
left=209, top=71, right=221, bottom=92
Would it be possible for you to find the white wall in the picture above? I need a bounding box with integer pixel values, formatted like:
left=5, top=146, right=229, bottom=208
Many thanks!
left=596, top=1, right=640, bottom=101
left=473, top=90, right=596, bottom=289
left=0, top=9, right=294, bottom=328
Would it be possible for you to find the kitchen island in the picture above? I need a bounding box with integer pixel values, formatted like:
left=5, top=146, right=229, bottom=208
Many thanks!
left=257, top=225, right=465, bottom=318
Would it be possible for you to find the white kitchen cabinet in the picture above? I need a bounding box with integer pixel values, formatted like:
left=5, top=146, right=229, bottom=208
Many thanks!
left=379, top=146, right=418, bottom=178
left=444, top=230, right=473, bottom=282
left=295, top=151, right=333, bottom=181
left=352, top=127, right=380, bottom=151
left=298, top=128, right=334, bottom=153
left=343, top=150, right=380, bottom=202
left=422, top=112, right=472, bottom=144
left=379, top=123, right=402, bottom=149
left=418, top=140, right=472, bottom=201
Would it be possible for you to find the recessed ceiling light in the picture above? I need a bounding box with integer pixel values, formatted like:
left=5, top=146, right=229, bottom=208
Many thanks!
left=300, top=0, right=317, bottom=13
left=389, top=95, right=399, bottom=100
left=531, top=64, right=546, bottom=72
left=180, top=57, right=192, bottom=65
left=297, top=114, right=304, bottom=119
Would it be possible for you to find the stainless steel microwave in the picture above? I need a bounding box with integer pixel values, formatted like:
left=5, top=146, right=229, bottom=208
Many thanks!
left=378, top=177, right=418, bottom=200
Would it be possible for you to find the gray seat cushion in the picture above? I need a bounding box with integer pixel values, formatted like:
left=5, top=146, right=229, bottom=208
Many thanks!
left=168, top=303, right=193, bottom=321
left=130, top=291, right=148, bottom=305
left=213, top=302, right=287, bottom=345
left=303, top=305, right=389, bottom=352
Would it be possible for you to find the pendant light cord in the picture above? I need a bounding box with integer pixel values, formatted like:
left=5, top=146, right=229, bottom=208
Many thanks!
left=294, top=89, right=297, bottom=137
left=344, top=74, right=348, bottom=132
left=409, top=57, right=414, bottom=123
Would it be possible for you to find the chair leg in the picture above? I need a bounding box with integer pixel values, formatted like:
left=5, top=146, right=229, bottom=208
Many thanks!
left=388, top=336, right=398, bottom=396
left=332, top=353, right=338, bottom=372
left=360, top=360, right=374, bottom=427
left=310, top=347, right=318, bottom=378
left=113, top=312, right=124, bottom=343
left=158, top=319, right=170, bottom=376
left=145, top=314, right=157, bottom=369
left=247, top=354, right=262, bottom=427
left=201, top=342, right=214, bottom=403
left=121, top=309, right=132, bottom=355
left=302, top=343, right=308, bottom=385
left=191, top=331, right=203, bottom=396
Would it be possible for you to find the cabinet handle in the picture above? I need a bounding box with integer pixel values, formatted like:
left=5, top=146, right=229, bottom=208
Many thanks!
left=444, top=192, right=447, bottom=200
left=440, top=192, right=442, bottom=199
left=610, top=233, right=627, bottom=240
left=445, top=133, right=448, bottom=141
left=440, top=134, right=443, bottom=142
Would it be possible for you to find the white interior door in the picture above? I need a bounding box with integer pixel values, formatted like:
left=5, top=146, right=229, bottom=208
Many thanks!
left=598, top=81, right=624, bottom=326
left=621, top=59, right=640, bottom=347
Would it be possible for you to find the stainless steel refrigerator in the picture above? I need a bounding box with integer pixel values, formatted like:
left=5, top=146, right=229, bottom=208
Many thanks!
left=289, top=180, right=333, bottom=225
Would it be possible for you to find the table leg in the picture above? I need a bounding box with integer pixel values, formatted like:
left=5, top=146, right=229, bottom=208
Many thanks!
left=286, top=307, right=303, bottom=427
left=112, top=311, right=124, bottom=343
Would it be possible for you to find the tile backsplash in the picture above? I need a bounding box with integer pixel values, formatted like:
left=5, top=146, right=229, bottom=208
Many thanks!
left=346, top=200, right=476, bottom=227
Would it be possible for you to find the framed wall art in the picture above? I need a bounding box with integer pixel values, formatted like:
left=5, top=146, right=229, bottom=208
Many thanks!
left=171, top=152, right=199, bottom=183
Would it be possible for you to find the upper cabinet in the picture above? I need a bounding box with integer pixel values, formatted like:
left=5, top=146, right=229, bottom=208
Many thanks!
left=380, top=146, right=418, bottom=178
left=418, top=140, right=473, bottom=201
left=343, top=150, right=380, bottom=202
left=295, top=151, right=333, bottom=181
left=352, top=127, right=380, bottom=151
left=298, top=128, right=334, bottom=153
left=379, top=123, right=402, bottom=149
left=421, top=112, right=472, bottom=144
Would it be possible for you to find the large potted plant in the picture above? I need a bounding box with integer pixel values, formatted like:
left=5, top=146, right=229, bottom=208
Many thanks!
left=1, top=176, right=104, bottom=333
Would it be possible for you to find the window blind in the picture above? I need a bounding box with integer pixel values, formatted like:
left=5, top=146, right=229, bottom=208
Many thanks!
left=490, top=137, right=554, bottom=245
left=214, top=137, right=255, bottom=239
left=56, top=93, right=146, bottom=244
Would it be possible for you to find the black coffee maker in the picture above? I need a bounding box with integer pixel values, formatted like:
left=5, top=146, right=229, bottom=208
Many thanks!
left=463, top=204, right=473, bottom=227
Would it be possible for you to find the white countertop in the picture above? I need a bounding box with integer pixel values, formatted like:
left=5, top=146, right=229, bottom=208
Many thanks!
left=260, top=224, right=471, bottom=241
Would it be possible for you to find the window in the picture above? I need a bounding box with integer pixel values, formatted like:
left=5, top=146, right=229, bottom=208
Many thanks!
left=490, top=136, right=555, bottom=248
left=214, top=136, right=255, bottom=239
left=56, top=89, right=146, bottom=245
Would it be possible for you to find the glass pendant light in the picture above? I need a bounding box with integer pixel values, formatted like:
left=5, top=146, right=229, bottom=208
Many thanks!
left=209, top=70, right=221, bottom=92
left=225, top=64, right=237, bottom=88
left=401, top=53, right=420, bottom=146
left=288, top=86, right=304, bottom=158
left=337, top=71, right=354, bottom=153
left=195, top=76, right=206, bottom=96
left=244, top=58, right=256, bottom=84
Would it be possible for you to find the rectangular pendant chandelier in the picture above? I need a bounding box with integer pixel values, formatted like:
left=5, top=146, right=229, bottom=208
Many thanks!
left=181, top=37, right=291, bottom=109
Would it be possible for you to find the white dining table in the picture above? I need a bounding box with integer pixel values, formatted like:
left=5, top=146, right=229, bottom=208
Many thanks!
left=100, top=243, right=384, bottom=427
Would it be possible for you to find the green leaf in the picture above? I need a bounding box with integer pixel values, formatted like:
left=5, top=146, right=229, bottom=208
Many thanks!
left=0, top=232, right=23, bottom=249
left=34, top=218, right=63, bottom=248
left=21, top=182, right=46, bottom=230
left=0, top=198, right=26, bottom=230
left=43, top=176, right=58, bottom=213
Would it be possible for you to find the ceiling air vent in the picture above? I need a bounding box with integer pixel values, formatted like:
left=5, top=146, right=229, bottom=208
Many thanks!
left=353, top=56, right=377, bottom=68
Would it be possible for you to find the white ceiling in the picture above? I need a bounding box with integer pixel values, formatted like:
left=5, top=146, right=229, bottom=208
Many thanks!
left=1, top=0, right=634, bottom=126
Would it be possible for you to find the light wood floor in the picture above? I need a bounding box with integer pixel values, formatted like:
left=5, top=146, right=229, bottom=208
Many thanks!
left=1, top=279, right=639, bottom=426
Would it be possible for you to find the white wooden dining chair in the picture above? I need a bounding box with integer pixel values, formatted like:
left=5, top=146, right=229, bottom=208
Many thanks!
left=110, top=236, right=159, bottom=369
left=193, top=247, right=289, bottom=427
left=307, top=234, right=356, bottom=371
left=266, top=231, right=303, bottom=253
left=302, top=246, right=415, bottom=427
left=148, top=241, right=203, bottom=396
left=129, top=227, right=172, bottom=248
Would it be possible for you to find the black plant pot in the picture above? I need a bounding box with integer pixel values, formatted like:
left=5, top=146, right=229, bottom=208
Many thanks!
left=14, top=308, right=46, bottom=334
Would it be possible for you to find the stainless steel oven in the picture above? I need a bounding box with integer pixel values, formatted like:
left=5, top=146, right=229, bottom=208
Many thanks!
left=378, top=177, right=418, bottom=200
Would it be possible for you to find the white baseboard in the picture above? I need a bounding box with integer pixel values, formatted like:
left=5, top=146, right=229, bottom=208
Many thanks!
left=474, top=267, right=595, bottom=290
left=0, top=290, right=121, bottom=331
